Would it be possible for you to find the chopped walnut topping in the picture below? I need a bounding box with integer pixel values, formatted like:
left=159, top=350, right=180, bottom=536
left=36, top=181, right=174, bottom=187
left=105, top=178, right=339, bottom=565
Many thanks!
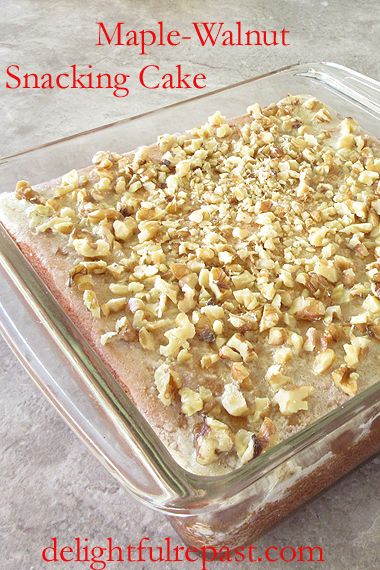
left=265, top=364, right=291, bottom=389
left=260, top=304, right=281, bottom=332
left=83, top=290, right=100, bottom=319
left=273, top=346, right=293, bottom=365
left=200, top=353, right=219, bottom=369
left=221, top=383, right=248, bottom=416
left=139, top=327, right=155, bottom=350
left=154, top=363, right=182, bottom=406
left=15, top=93, right=380, bottom=469
left=363, top=294, right=380, bottom=314
left=179, top=387, right=204, bottom=416
left=102, top=297, right=127, bottom=317
left=100, top=331, right=117, bottom=346
left=332, top=365, right=358, bottom=396
left=274, top=386, right=314, bottom=415
left=343, top=336, right=370, bottom=368
left=73, top=238, right=110, bottom=258
left=235, top=429, right=262, bottom=464
left=224, top=333, right=256, bottom=362
left=160, top=313, right=196, bottom=358
left=313, top=349, right=336, bottom=375
left=231, top=362, right=250, bottom=383
left=258, top=417, right=277, bottom=443
left=268, top=327, right=287, bottom=346
left=293, top=297, right=326, bottom=321
left=303, top=327, right=321, bottom=352
left=358, top=170, right=379, bottom=185
left=195, top=417, right=234, bottom=465
left=250, top=397, right=270, bottom=423
left=113, top=218, right=137, bottom=241
left=16, top=180, right=43, bottom=203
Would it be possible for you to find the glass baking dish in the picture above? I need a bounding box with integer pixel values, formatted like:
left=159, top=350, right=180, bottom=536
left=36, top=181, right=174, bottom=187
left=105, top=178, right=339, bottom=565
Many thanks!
left=1, top=62, right=380, bottom=547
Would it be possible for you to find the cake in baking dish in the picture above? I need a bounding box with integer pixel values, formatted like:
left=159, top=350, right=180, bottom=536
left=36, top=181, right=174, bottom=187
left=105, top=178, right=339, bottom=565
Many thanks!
left=1, top=95, right=380, bottom=474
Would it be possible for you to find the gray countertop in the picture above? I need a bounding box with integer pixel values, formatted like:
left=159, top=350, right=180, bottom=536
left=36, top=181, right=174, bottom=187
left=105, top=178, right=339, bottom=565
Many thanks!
left=0, top=1, right=379, bottom=569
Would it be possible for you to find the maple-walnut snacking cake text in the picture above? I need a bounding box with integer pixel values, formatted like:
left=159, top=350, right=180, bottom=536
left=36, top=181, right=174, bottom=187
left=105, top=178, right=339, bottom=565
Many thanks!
left=1, top=95, right=380, bottom=474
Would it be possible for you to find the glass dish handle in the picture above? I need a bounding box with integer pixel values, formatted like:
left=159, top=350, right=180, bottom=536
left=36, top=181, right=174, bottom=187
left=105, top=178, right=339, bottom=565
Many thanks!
left=299, top=62, right=380, bottom=118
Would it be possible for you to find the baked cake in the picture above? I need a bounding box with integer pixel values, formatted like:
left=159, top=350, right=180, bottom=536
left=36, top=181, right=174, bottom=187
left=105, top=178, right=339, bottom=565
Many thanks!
left=1, top=95, right=380, bottom=474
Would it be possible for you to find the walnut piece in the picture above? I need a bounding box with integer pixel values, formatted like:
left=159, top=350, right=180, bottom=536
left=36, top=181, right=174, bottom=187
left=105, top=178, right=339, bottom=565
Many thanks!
left=221, top=383, right=248, bottom=416
left=274, top=386, right=314, bottom=415
left=195, top=417, right=234, bottom=465
left=154, top=363, right=182, bottom=406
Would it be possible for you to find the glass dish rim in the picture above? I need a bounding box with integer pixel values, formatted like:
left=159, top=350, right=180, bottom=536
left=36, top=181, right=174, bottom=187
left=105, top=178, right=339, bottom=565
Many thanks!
left=2, top=61, right=379, bottom=163
left=1, top=61, right=380, bottom=513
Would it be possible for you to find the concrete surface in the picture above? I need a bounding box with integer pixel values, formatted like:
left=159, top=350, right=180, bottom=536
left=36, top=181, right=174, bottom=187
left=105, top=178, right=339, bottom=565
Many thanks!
left=0, top=1, right=379, bottom=569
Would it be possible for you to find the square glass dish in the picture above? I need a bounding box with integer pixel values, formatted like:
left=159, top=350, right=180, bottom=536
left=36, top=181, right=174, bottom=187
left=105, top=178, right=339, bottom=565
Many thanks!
left=1, top=62, right=380, bottom=548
